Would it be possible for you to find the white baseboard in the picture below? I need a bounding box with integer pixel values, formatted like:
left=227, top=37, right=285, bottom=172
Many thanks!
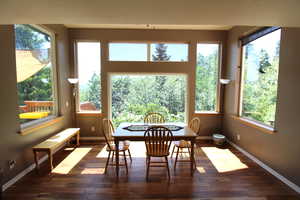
left=2, top=154, right=48, bottom=192
left=228, top=140, right=300, bottom=194
left=1, top=144, right=66, bottom=192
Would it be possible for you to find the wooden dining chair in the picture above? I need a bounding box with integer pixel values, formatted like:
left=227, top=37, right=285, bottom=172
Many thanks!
left=171, top=117, right=200, bottom=169
left=144, top=126, right=174, bottom=180
left=102, top=118, right=132, bottom=174
left=144, top=112, right=165, bottom=124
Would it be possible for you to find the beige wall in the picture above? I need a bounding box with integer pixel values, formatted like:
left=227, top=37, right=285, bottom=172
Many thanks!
left=223, top=26, right=300, bottom=186
left=69, top=29, right=227, bottom=137
left=0, top=24, right=72, bottom=183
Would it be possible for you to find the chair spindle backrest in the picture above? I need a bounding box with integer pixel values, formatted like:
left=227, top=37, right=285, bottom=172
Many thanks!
left=189, top=117, right=201, bottom=135
left=102, top=118, right=115, bottom=150
left=144, top=112, right=165, bottom=124
left=144, top=126, right=173, bottom=156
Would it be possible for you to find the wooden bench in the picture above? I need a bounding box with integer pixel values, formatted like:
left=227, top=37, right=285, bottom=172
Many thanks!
left=32, top=128, right=80, bottom=171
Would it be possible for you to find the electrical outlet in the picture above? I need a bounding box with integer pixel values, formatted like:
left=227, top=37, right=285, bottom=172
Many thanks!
left=8, top=160, right=16, bottom=170
left=91, top=126, right=96, bottom=132
left=237, top=134, right=241, bottom=141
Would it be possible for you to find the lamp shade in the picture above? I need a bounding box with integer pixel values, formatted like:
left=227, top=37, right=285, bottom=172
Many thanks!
left=67, top=78, right=79, bottom=84
left=220, top=79, right=231, bottom=84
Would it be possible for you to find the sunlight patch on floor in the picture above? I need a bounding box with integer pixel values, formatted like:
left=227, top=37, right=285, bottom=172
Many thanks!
left=96, top=145, right=109, bottom=158
left=52, top=147, right=92, bottom=174
left=81, top=168, right=105, bottom=174
left=201, top=147, right=248, bottom=173
left=80, top=163, right=105, bottom=174
left=196, top=167, right=206, bottom=173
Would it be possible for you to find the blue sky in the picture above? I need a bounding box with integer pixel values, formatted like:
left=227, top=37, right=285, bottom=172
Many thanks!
left=244, top=29, right=281, bottom=82
left=78, top=42, right=219, bottom=84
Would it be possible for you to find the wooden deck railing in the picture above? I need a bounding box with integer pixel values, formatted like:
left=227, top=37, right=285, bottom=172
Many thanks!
left=20, top=101, right=53, bottom=113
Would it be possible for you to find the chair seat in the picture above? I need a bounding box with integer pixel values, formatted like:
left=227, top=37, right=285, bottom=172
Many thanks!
left=174, top=140, right=191, bottom=148
left=107, top=141, right=130, bottom=151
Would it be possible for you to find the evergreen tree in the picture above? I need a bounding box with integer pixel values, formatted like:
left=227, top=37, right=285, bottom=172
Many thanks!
left=17, top=67, right=52, bottom=105
left=152, top=44, right=171, bottom=109
left=112, top=76, right=131, bottom=118
left=195, top=49, right=218, bottom=111
left=15, top=24, right=46, bottom=50
left=86, top=73, right=101, bottom=110
left=258, top=49, right=271, bottom=73
left=152, top=44, right=171, bottom=61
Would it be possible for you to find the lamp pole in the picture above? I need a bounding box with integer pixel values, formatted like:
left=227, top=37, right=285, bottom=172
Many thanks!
left=68, top=78, right=79, bottom=127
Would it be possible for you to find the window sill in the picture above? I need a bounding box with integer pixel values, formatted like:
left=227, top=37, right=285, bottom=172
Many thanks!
left=194, top=111, right=223, bottom=116
left=19, top=116, right=63, bottom=136
left=231, top=115, right=276, bottom=135
left=76, top=112, right=102, bottom=117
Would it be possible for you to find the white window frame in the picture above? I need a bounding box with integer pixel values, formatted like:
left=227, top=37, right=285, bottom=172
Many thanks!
left=74, top=40, right=102, bottom=113
left=238, top=27, right=281, bottom=129
left=194, top=42, right=222, bottom=113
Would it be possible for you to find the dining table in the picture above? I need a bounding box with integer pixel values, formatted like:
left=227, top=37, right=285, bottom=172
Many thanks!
left=113, top=122, right=198, bottom=177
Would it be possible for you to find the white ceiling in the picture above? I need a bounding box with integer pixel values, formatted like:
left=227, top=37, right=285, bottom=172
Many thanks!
left=65, top=24, right=232, bottom=30
left=1, top=0, right=300, bottom=28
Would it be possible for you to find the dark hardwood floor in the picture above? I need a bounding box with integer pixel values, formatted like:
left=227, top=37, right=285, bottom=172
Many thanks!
left=3, top=141, right=300, bottom=200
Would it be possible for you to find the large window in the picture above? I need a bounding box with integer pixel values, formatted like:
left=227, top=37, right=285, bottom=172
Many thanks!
left=109, top=43, right=188, bottom=62
left=195, top=43, right=220, bottom=112
left=15, top=24, right=56, bottom=126
left=77, top=42, right=101, bottom=112
left=110, top=75, right=187, bottom=127
left=240, top=28, right=281, bottom=127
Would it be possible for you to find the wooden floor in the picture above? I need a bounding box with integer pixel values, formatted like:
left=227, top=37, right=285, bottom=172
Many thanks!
left=3, top=141, right=300, bottom=200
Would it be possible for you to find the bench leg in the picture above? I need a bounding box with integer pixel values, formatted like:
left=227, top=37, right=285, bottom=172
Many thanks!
left=76, top=132, right=80, bottom=146
left=48, top=150, right=53, bottom=171
left=33, top=150, right=39, bottom=172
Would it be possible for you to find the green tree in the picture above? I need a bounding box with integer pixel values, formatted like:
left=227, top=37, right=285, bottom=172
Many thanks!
left=152, top=44, right=172, bottom=110
left=15, top=24, right=47, bottom=50
left=15, top=24, right=53, bottom=105
left=17, top=66, right=52, bottom=105
left=86, top=73, right=101, bottom=110
left=258, top=49, right=271, bottom=73
left=112, top=76, right=131, bottom=118
left=242, top=46, right=279, bottom=126
left=152, top=44, right=171, bottom=61
left=195, top=48, right=218, bottom=111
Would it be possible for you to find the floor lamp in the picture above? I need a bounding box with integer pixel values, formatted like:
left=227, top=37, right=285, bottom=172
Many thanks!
left=68, top=78, right=79, bottom=127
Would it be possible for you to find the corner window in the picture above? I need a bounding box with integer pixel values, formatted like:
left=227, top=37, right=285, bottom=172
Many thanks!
left=240, top=28, right=281, bottom=127
left=195, top=43, right=220, bottom=112
left=76, top=42, right=101, bottom=112
left=15, top=24, right=57, bottom=126
left=109, top=42, right=188, bottom=62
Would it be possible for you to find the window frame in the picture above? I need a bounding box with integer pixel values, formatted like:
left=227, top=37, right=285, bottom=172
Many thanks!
left=108, top=41, right=189, bottom=62
left=74, top=40, right=102, bottom=114
left=194, top=42, right=222, bottom=114
left=237, top=27, right=281, bottom=131
left=16, top=24, right=59, bottom=131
